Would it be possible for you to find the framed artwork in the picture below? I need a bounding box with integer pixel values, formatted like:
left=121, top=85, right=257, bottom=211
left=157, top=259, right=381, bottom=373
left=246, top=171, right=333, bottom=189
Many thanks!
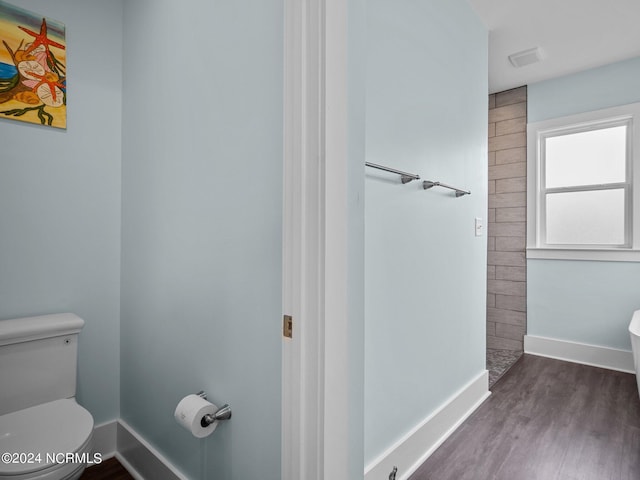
left=0, top=1, right=66, bottom=128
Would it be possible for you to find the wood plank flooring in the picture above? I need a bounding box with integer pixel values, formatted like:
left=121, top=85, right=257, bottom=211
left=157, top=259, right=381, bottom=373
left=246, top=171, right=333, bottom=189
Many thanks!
left=80, top=457, right=134, bottom=480
left=410, top=354, right=640, bottom=480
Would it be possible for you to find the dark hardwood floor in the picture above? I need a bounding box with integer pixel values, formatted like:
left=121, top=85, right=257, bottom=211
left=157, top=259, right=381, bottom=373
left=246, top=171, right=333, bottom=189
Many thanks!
left=77, top=356, right=640, bottom=480
left=80, top=457, right=134, bottom=480
left=410, top=354, right=640, bottom=480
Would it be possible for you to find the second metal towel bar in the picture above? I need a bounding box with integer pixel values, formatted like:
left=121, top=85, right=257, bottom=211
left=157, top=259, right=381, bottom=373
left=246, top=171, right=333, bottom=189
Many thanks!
left=423, top=180, right=471, bottom=197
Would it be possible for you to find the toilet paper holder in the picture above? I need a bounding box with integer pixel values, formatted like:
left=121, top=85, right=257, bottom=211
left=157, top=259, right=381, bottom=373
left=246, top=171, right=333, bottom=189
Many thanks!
left=196, top=391, right=232, bottom=426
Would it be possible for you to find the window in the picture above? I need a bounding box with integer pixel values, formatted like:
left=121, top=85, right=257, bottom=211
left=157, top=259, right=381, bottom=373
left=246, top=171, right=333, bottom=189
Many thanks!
left=527, top=102, right=640, bottom=261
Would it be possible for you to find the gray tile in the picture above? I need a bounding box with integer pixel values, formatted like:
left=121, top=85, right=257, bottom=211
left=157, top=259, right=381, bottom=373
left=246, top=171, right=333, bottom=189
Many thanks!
left=489, top=102, right=527, bottom=123
left=496, top=117, right=526, bottom=136
left=496, top=147, right=526, bottom=165
left=496, top=294, right=526, bottom=312
left=495, top=86, right=527, bottom=107
left=487, top=348, right=522, bottom=386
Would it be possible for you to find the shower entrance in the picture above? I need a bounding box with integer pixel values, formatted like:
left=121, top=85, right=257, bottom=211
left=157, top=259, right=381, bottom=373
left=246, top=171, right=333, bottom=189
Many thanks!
left=486, top=86, right=528, bottom=386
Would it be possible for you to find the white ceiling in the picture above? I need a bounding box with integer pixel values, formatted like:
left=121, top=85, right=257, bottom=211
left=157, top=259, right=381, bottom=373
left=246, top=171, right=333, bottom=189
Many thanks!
left=469, top=0, right=640, bottom=93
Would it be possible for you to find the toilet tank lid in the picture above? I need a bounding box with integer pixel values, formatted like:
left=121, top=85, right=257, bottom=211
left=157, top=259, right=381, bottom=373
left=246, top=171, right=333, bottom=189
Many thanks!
left=0, top=313, right=85, bottom=346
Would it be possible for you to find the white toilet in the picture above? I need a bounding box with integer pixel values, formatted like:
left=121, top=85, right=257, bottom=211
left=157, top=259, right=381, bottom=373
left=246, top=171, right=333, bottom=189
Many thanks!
left=630, top=309, right=640, bottom=399
left=0, top=313, right=94, bottom=480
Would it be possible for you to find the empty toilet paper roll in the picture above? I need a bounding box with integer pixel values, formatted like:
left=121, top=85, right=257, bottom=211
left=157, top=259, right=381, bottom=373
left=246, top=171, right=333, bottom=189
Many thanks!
left=174, top=394, right=218, bottom=438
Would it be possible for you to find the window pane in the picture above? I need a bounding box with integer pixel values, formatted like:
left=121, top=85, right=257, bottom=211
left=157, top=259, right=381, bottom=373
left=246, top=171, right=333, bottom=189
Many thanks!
left=546, top=189, right=626, bottom=245
left=545, top=125, right=627, bottom=188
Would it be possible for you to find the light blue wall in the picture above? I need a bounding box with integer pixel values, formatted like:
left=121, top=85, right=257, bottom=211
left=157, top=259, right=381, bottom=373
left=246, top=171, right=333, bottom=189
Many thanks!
left=528, top=261, right=640, bottom=350
left=120, top=1, right=283, bottom=479
left=364, top=0, right=487, bottom=465
left=0, top=0, right=123, bottom=424
left=528, top=56, right=640, bottom=351
left=528, top=56, right=640, bottom=123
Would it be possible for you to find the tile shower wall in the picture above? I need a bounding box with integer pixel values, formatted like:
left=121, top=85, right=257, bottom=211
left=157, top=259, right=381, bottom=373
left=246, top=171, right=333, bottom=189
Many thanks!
left=487, top=86, right=527, bottom=351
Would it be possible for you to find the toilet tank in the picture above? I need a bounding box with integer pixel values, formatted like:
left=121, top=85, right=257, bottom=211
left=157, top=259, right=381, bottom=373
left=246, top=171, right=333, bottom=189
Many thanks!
left=0, top=313, right=85, bottom=416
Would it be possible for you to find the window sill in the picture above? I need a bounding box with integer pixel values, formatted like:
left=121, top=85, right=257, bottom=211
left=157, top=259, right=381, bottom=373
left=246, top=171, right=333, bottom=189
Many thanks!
left=527, top=247, right=640, bottom=262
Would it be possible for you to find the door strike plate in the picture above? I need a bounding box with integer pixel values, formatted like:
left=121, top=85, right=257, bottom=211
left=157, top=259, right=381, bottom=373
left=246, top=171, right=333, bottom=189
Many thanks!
left=283, top=315, right=293, bottom=338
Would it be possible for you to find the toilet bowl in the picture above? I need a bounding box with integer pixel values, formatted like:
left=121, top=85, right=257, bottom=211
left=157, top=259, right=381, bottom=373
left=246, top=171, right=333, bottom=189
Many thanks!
left=0, top=399, right=93, bottom=480
left=0, top=314, right=95, bottom=480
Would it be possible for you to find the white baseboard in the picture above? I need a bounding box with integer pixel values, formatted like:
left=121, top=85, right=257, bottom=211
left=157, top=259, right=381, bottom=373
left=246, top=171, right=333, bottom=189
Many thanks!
left=364, top=370, right=490, bottom=480
left=114, top=452, right=146, bottom=480
left=92, top=420, right=117, bottom=459
left=103, top=371, right=490, bottom=480
left=117, top=419, right=189, bottom=480
left=524, top=335, right=635, bottom=373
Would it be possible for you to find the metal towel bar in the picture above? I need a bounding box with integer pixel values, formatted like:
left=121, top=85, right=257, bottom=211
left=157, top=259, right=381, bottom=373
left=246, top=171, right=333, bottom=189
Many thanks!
left=365, top=161, right=471, bottom=197
left=423, top=180, right=471, bottom=197
left=365, top=162, right=420, bottom=184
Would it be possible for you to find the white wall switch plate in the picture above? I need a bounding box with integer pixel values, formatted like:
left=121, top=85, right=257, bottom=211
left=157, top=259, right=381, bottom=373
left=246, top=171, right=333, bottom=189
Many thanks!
left=475, top=217, right=483, bottom=236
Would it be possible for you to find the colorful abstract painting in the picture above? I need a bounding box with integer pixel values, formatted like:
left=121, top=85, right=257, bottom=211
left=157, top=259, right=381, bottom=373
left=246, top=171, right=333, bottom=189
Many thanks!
left=0, top=1, right=66, bottom=128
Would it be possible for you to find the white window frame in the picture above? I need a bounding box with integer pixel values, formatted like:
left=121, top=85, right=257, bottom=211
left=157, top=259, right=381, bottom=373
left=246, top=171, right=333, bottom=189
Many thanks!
left=527, top=102, right=640, bottom=262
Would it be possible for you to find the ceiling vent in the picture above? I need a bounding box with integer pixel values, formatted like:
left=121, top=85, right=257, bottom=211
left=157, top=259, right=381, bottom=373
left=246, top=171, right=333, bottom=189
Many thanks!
left=508, top=47, right=542, bottom=68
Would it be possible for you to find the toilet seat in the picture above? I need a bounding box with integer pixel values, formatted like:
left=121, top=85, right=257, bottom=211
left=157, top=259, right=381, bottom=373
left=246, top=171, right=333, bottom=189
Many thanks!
left=0, top=399, right=93, bottom=480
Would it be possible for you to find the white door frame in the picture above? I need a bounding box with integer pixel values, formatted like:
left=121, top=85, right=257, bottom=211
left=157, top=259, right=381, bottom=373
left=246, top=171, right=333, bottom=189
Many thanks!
left=282, top=0, right=351, bottom=479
